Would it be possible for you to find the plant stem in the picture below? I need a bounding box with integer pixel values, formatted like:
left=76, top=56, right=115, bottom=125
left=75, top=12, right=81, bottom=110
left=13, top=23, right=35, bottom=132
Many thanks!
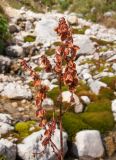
left=59, top=74, right=63, bottom=160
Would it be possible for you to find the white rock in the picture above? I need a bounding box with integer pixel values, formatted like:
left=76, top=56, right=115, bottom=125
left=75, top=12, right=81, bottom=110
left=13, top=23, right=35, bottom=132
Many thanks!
left=81, top=96, right=90, bottom=104
left=0, top=122, right=14, bottom=135
left=1, top=82, right=32, bottom=100
left=62, top=91, right=83, bottom=113
left=112, top=63, right=116, bottom=71
left=74, top=130, right=104, bottom=158
left=0, top=56, right=12, bottom=73
left=89, top=80, right=107, bottom=95
left=5, top=45, right=24, bottom=58
left=18, top=129, right=68, bottom=160
left=67, top=15, right=78, bottom=25
left=0, top=139, right=16, bottom=160
left=42, top=98, right=54, bottom=107
left=35, top=18, right=58, bottom=45
left=0, top=113, right=13, bottom=124
left=111, top=99, right=116, bottom=113
left=73, top=35, right=95, bottom=55
left=107, top=55, right=116, bottom=62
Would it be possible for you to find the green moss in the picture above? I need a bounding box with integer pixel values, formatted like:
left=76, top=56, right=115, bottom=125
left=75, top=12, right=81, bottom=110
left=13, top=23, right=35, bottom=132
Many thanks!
left=62, top=112, right=92, bottom=140
left=0, top=155, right=6, bottom=160
left=45, top=48, right=55, bottom=56
left=24, top=35, right=36, bottom=42
left=98, top=87, right=115, bottom=100
left=101, top=76, right=116, bottom=90
left=15, top=121, right=38, bottom=139
left=86, top=99, right=111, bottom=112
left=53, top=41, right=62, bottom=46
left=72, top=26, right=89, bottom=34
left=34, top=66, right=42, bottom=72
left=80, top=111, right=114, bottom=133
left=90, top=37, right=114, bottom=46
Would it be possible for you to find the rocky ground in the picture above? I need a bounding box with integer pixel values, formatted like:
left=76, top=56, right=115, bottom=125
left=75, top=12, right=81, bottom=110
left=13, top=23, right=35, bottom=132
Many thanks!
left=0, top=4, right=116, bottom=160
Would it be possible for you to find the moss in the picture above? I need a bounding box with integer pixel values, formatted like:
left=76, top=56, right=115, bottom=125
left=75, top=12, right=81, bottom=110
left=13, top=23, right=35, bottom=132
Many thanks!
left=24, top=35, right=36, bottom=42
left=86, top=99, right=111, bottom=112
left=45, top=48, right=55, bottom=56
left=98, top=87, right=115, bottom=100
left=34, top=66, right=42, bottom=72
left=15, top=121, right=38, bottom=139
left=72, top=26, right=89, bottom=35
left=80, top=111, right=114, bottom=133
left=62, top=112, right=92, bottom=140
left=101, top=76, right=116, bottom=90
left=53, top=41, right=62, bottom=46
left=0, top=155, right=6, bottom=160
left=90, top=37, right=114, bottom=46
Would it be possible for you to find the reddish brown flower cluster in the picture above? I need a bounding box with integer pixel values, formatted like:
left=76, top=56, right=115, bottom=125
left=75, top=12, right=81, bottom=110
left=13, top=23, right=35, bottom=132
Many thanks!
left=55, top=17, right=79, bottom=91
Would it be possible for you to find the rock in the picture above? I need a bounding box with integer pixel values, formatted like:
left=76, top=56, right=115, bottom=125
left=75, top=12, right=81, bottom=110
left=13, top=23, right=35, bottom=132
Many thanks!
left=62, top=91, right=84, bottom=113
left=11, top=102, right=18, bottom=108
left=18, top=129, right=68, bottom=160
left=1, top=82, right=32, bottom=100
left=81, top=96, right=90, bottom=104
left=42, top=98, right=54, bottom=107
left=104, top=11, right=115, bottom=17
left=88, top=80, right=107, bottom=95
left=107, top=55, right=116, bottom=62
left=73, top=35, right=95, bottom=55
left=67, top=15, right=78, bottom=25
left=0, top=138, right=16, bottom=160
left=111, top=99, right=116, bottom=113
left=74, top=130, right=104, bottom=158
left=0, top=113, right=13, bottom=124
left=0, top=122, right=14, bottom=135
left=0, top=56, right=12, bottom=73
left=35, top=18, right=58, bottom=45
left=9, top=24, right=19, bottom=33
left=5, top=45, right=24, bottom=58
left=112, top=63, right=116, bottom=71
left=18, top=107, right=25, bottom=112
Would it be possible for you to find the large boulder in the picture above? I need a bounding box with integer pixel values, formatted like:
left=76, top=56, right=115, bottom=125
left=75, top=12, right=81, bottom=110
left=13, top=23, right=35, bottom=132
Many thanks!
left=5, top=45, right=24, bottom=58
left=1, top=82, right=32, bottom=100
left=62, top=91, right=84, bottom=113
left=73, top=35, right=96, bottom=55
left=18, top=129, right=68, bottom=160
left=0, top=139, right=16, bottom=160
left=74, top=130, right=104, bottom=158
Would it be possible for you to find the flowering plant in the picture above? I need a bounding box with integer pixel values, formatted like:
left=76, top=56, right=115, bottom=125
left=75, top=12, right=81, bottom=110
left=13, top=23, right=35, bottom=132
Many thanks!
left=21, top=17, right=79, bottom=160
